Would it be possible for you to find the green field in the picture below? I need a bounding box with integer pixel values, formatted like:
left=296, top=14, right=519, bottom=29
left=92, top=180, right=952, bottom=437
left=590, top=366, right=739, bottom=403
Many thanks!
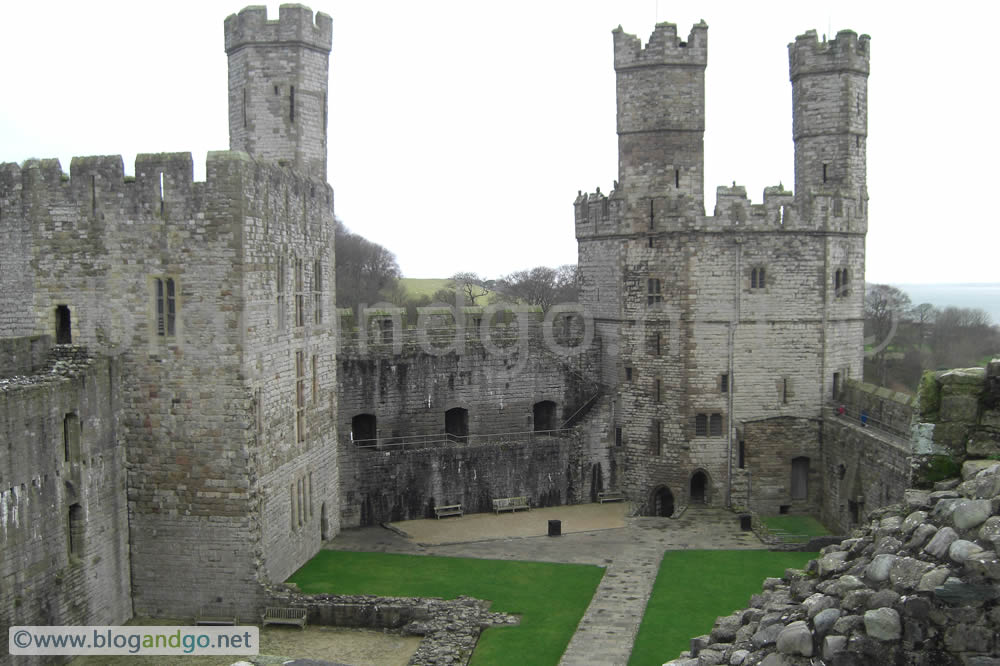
left=398, top=277, right=451, bottom=298
left=289, top=550, right=604, bottom=665
left=629, top=550, right=818, bottom=665
left=759, top=515, right=832, bottom=543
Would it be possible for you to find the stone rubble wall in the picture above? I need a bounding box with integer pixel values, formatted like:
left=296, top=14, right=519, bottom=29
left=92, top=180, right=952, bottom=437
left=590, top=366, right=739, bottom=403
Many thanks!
left=665, top=460, right=1000, bottom=666
left=266, top=588, right=518, bottom=666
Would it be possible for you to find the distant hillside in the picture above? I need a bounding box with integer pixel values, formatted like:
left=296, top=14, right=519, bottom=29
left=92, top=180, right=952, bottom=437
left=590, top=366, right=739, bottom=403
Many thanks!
left=399, top=278, right=450, bottom=298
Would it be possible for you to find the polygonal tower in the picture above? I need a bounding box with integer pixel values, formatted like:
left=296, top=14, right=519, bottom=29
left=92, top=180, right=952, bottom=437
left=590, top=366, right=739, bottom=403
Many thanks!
left=613, top=21, right=708, bottom=210
left=225, top=4, right=332, bottom=181
left=789, top=29, right=870, bottom=218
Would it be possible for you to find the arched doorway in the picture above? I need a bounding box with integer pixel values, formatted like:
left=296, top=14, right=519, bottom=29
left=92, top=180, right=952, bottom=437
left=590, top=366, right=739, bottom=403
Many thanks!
left=445, top=407, right=468, bottom=440
left=351, top=413, right=377, bottom=444
left=533, top=400, right=557, bottom=432
left=651, top=486, right=675, bottom=517
left=791, top=456, right=810, bottom=500
left=55, top=305, right=72, bottom=344
left=690, top=471, right=708, bottom=503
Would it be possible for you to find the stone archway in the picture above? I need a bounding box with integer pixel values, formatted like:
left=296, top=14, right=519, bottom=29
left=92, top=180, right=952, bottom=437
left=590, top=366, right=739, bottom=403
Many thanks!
left=690, top=470, right=709, bottom=503
left=651, top=486, right=675, bottom=517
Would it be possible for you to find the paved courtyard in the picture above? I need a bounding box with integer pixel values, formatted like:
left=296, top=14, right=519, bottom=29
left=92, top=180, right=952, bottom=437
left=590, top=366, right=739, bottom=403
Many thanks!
left=326, top=502, right=766, bottom=665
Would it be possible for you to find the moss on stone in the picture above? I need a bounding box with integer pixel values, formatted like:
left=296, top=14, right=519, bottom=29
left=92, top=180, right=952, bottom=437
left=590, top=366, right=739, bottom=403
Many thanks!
left=917, top=371, right=941, bottom=421
left=913, top=455, right=962, bottom=487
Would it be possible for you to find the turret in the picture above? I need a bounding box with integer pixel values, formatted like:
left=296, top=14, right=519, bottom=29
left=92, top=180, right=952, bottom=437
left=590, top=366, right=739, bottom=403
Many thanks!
left=225, top=4, right=333, bottom=181
left=789, top=29, right=870, bottom=217
left=613, top=21, right=708, bottom=210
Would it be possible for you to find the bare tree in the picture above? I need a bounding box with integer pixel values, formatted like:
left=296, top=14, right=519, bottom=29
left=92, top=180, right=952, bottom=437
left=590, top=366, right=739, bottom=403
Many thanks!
left=449, top=272, right=490, bottom=305
left=865, top=283, right=911, bottom=385
left=495, top=264, right=579, bottom=311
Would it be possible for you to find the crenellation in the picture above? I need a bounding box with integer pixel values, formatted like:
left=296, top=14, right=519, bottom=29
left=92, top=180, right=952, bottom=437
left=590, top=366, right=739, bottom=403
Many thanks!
left=612, top=21, right=708, bottom=69
left=224, top=4, right=333, bottom=53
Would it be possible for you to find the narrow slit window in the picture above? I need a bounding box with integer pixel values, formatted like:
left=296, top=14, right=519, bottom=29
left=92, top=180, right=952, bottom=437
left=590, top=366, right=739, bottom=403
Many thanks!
left=294, top=258, right=304, bottom=328
left=158, top=172, right=165, bottom=215
left=296, top=350, right=306, bottom=442
left=822, top=164, right=828, bottom=183
left=91, top=175, right=97, bottom=214
left=313, top=259, right=323, bottom=324
left=625, top=366, right=633, bottom=382
left=649, top=199, right=654, bottom=229
left=155, top=278, right=176, bottom=337
left=782, top=378, right=789, bottom=404
left=655, top=378, right=661, bottom=403
left=290, top=85, right=295, bottom=121
left=675, top=168, right=680, bottom=188
left=653, top=419, right=662, bottom=456
left=311, top=354, right=318, bottom=403
left=720, top=373, right=729, bottom=394
left=276, top=256, right=286, bottom=331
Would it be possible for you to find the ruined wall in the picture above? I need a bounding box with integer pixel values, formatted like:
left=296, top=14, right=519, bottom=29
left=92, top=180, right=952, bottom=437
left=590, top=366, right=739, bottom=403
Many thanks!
left=339, top=434, right=581, bottom=527
left=0, top=344, right=131, bottom=660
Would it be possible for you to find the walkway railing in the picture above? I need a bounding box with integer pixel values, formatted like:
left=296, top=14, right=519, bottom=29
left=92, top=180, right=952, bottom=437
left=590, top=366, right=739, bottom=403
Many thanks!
left=350, top=428, right=572, bottom=451
left=828, top=404, right=912, bottom=441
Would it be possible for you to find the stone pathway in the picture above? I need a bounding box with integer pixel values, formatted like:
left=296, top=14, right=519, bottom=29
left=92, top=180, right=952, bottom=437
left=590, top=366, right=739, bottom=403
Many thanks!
left=559, top=505, right=763, bottom=665
left=325, top=503, right=766, bottom=665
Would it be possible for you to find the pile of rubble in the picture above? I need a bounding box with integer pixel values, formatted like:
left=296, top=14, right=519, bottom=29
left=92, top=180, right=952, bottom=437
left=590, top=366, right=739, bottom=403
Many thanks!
left=666, top=461, right=1000, bottom=665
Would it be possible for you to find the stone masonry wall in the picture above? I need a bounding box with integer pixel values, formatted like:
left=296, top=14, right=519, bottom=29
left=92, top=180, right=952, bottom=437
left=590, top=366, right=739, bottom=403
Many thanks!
left=0, top=151, right=339, bottom=617
left=340, top=434, right=581, bottom=527
left=0, top=345, right=131, bottom=663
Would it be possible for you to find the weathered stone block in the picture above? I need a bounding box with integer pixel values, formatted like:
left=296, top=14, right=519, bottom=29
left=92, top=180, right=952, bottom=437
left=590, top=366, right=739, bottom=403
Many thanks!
left=863, top=607, right=901, bottom=640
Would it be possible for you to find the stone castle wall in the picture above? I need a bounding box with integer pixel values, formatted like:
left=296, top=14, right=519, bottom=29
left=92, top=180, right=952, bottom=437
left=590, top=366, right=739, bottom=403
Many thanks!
left=0, top=342, right=131, bottom=661
left=0, top=151, right=339, bottom=617
left=340, top=435, right=581, bottom=527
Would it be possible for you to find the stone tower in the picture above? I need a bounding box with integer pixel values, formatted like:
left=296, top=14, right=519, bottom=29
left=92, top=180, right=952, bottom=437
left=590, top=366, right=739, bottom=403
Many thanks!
left=789, top=29, right=870, bottom=217
left=576, top=23, right=869, bottom=517
left=613, top=22, right=708, bottom=209
left=225, top=5, right=332, bottom=181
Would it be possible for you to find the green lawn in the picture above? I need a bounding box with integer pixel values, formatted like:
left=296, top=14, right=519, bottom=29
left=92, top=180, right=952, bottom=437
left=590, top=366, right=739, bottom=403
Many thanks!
left=759, top=515, right=832, bottom=543
left=288, top=550, right=604, bottom=665
left=629, top=550, right=818, bottom=666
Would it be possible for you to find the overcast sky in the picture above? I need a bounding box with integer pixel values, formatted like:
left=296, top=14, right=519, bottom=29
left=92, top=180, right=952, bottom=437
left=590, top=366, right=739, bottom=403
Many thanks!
left=1, top=1, right=996, bottom=283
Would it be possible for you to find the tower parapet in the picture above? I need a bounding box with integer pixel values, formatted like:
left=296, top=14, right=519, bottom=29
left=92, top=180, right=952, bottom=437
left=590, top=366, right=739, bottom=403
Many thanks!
left=613, top=21, right=707, bottom=69
left=613, top=21, right=708, bottom=212
left=225, top=4, right=332, bottom=181
left=789, top=29, right=870, bottom=213
left=224, top=4, right=332, bottom=53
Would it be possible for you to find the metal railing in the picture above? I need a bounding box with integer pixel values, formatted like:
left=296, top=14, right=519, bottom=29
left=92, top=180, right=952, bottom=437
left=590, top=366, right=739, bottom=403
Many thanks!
left=829, top=404, right=911, bottom=440
left=350, top=428, right=572, bottom=451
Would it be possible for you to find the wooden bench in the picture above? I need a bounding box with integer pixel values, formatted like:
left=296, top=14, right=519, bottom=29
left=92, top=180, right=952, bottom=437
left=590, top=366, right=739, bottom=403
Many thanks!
left=261, top=606, right=308, bottom=629
left=598, top=491, right=625, bottom=503
left=492, top=496, right=530, bottom=514
left=434, top=503, right=463, bottom=519
left=195, top=606, right=238, bottom=626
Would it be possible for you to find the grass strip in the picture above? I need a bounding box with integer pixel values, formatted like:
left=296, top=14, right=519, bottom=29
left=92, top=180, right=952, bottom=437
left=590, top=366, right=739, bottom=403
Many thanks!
left=629, top=550, right=818, bottom=665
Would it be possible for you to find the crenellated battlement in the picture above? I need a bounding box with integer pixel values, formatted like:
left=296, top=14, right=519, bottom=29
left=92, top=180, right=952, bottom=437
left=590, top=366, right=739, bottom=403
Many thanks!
left=613, top=21, right=707, bottom=70
left=789, top=28, right=870, bottom=81
left=0, top=150, right=331, bottom=222
left=224, top=4, right=332, bottom=54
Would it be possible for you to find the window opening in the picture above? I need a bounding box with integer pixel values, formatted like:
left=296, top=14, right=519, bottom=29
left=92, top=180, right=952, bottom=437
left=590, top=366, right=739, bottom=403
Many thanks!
left=709, top=413, right=723, bottom=436
left=155, top=279, right=176, bottom=337
left=296, top=351, right=306, bottom=442
left=533, top=400, right=557, bottom=432
left=55, top=305, right=72, bottom=344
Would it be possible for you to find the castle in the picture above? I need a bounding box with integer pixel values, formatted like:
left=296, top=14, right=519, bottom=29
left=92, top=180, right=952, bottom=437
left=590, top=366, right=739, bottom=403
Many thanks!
left=1, top=5, right=902, bottom=662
